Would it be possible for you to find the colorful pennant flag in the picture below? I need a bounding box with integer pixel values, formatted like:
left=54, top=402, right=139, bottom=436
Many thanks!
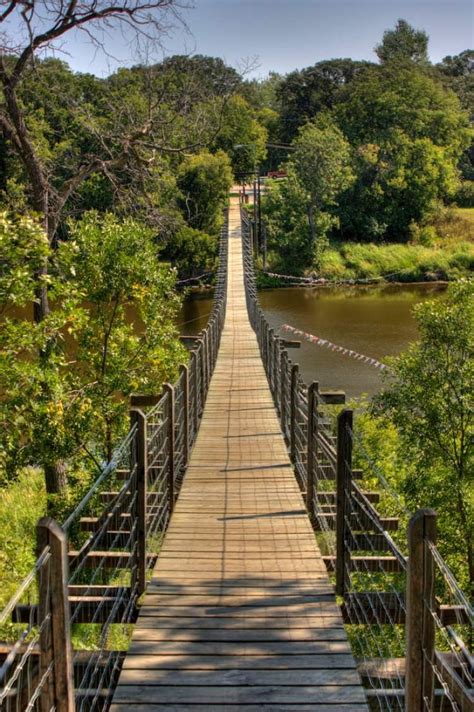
left=281, top=324, right=389, bottom=372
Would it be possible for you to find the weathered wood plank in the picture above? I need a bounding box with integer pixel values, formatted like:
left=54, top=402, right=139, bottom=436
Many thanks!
left=112, top=684, right=368, bottom=704
left=118, top=668, right=361, bottom=685
left=120, top=653, right=358, bottom=670
left=110, top=705, right=370, bottom=712
left=110, top=197, right=368, bottom=710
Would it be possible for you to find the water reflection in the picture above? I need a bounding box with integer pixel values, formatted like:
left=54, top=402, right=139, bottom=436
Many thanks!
left=178, top=289, right=214, bottom=336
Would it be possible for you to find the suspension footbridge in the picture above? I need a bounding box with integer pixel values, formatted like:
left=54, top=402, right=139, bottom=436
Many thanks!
left=0, top=197, right=471, bottom=712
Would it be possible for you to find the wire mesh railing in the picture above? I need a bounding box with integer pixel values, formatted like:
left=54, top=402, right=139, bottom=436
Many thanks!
left=241, top=207, right=473, bottom=712
left=0, top=210, right=228, bottom=711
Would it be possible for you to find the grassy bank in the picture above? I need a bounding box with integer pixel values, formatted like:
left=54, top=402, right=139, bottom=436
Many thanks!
left=318, top=239, right=473, bottom=283
left=261, top=208, right=474, bottom=285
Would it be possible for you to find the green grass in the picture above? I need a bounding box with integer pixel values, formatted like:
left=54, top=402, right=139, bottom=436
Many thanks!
left=0, top=468, right=46, bottom=609
left=318, top=240, right=474, bottom=283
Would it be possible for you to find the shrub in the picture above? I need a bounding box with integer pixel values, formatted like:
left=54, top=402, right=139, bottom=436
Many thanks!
left=454, top=180, right=474, bottom=207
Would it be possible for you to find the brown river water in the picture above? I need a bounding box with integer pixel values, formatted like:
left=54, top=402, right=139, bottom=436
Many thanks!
left=4, top=284, right=446, bottom=399
left=179, top=283, right=447, bottom=398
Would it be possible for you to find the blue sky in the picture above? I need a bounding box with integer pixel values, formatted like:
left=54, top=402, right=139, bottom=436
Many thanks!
left=46, top=0, right=474, bottom=77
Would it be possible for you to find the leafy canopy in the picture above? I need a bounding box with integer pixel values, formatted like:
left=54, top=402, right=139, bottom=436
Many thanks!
left=375, top=281, right=474, bottom=589
left=375, top=19, right=429, bottom=66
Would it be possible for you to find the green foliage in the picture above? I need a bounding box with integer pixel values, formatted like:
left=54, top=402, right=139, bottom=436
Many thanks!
left=276, top=59, right=372, bottom=143
left=155, top=55, right=241, bottom=99
left=333, top=63, right=471, bottom=241
left=339, top=132, right=461, bottom=241
left=375, top=19, right=429, bottom=66
left=213, top=95, right=268, bottom=176
left=261, top=112, right=356, bottom=273
left=0, top=468, right=46, bottom=607
left=66, top=212, right=186, bottom=457
left=291, top=117, right=354, bottom=209
left=0, top=213, right=49, bottom=311
left=0, top=212, right=185, bottom=497
left=262, top=170, right=314, bottom=273
left=336, top=63, right=470, bottom=158
left=436, top=50, right=474, bottom=118
left=454, top=180, right=474, bottom=207
left=318, top=240, right=474, bottom=282
left=374, top=282, right=474, bottom=589
left=177, top=150, right=232, bottom=233
left=163, top=226, right=218, bottom=280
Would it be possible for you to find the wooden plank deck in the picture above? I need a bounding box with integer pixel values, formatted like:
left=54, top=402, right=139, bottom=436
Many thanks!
left=110, top=199, right=369, bottom=711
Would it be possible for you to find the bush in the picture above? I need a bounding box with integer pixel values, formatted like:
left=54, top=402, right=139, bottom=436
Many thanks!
left=0, top=468, right=46, bottom=607
left=163, top=226, right=218, bottom=280
left=454, top=180, right=474, bottom=207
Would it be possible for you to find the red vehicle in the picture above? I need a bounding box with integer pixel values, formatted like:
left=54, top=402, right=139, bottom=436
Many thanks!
left=267, top=170, right=287, bottom=179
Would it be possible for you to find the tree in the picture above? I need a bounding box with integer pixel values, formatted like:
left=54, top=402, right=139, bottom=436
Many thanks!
left=436, top=50, right=474, bottom=181
left=155, top=55, right=241, bottom=100
left=177, top=150, right=232, bottom=234
left=68, top=213, right=185, bottom=460
left=375, top=19, right=429, bottom=66
left=374, top=281, right=473, bottom=591
left=289, top=117, right=354, bottom=258
left=0, top=3, right=228, bottom=495
left=335, top=64, right=471, bottom=238
left=213, top=95, right=268, bottom=177
left=162, top=226, right=218, bottom=280
left=262, top=169, right=315, bottom=273
left=276, top=59, right=372, bottom=143
left=0, top=1, right=211, bottom=326
left=338, top=131, right=460, bottom=241
left=0, top=212, right=185, bottom=503
left=336, top=64, right=470, bottom=155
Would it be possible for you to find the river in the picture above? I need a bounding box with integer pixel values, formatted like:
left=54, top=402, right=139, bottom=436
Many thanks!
left=180, top=283, right=447, bottom=398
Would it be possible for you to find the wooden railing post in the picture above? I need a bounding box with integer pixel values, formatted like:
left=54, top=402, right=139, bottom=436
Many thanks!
left=197, top=338, right=205, bottom=413
left=336, top=409, right=353, bottom=597
left=273, top=338, right=279, bottom=404
left=268, top=328, right=274, bottom=384
left=263, top=323, right=269, bottom=372
left=180, top=364, right=190, bottom=465
left=205, top=328, right=211, bottom=391
left=280, top=350, right=287, bottom=432
left=306, top=382, right=318, bottom=520
left=290, top=364, right=299, bottom=462
left=406, top=509, right=437, bottom=712
left=164, top=384, right=175, bottom=515
left=130, top=408, right=147, bottom=598
left=190, top=351, right=199, bottom=438
left=36, top=518, right=74, bottom=712
left=208, top=320, right=215, bottom=372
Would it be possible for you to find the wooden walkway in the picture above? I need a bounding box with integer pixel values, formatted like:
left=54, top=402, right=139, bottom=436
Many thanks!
left=110, top=200, right=368, bottom=711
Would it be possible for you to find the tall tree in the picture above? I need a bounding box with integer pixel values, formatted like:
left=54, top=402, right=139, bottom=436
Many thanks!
left=335, top=64, right=471, bottom=239
left=375, top=19, right=429, bottom=65
left=289, top=117, right=354, bottom=255
left=177, top=150, right=233, bottom=234
left=0, top=1, right=206, bottom=325
left=276, top=59, right=372, bottom=143
left=213, top=95, right=268, bottom=177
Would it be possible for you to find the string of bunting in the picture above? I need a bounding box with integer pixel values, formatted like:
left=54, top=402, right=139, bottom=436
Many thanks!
left=282, top=323, right=389, bottom=371
left=263, top=271, right=323, bottom=284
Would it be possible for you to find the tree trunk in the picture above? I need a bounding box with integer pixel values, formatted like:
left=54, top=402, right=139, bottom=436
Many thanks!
left=106, top=419, right=113, bottom=462
left=307, top=202, right=316, bottom=244
left=44, top=460, right=68, bottom=510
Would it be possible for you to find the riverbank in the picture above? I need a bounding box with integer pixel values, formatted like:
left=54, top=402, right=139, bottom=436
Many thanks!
left=257, top=207, right=474, bottom=287
left=258, top=239, right=473, bottom=287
